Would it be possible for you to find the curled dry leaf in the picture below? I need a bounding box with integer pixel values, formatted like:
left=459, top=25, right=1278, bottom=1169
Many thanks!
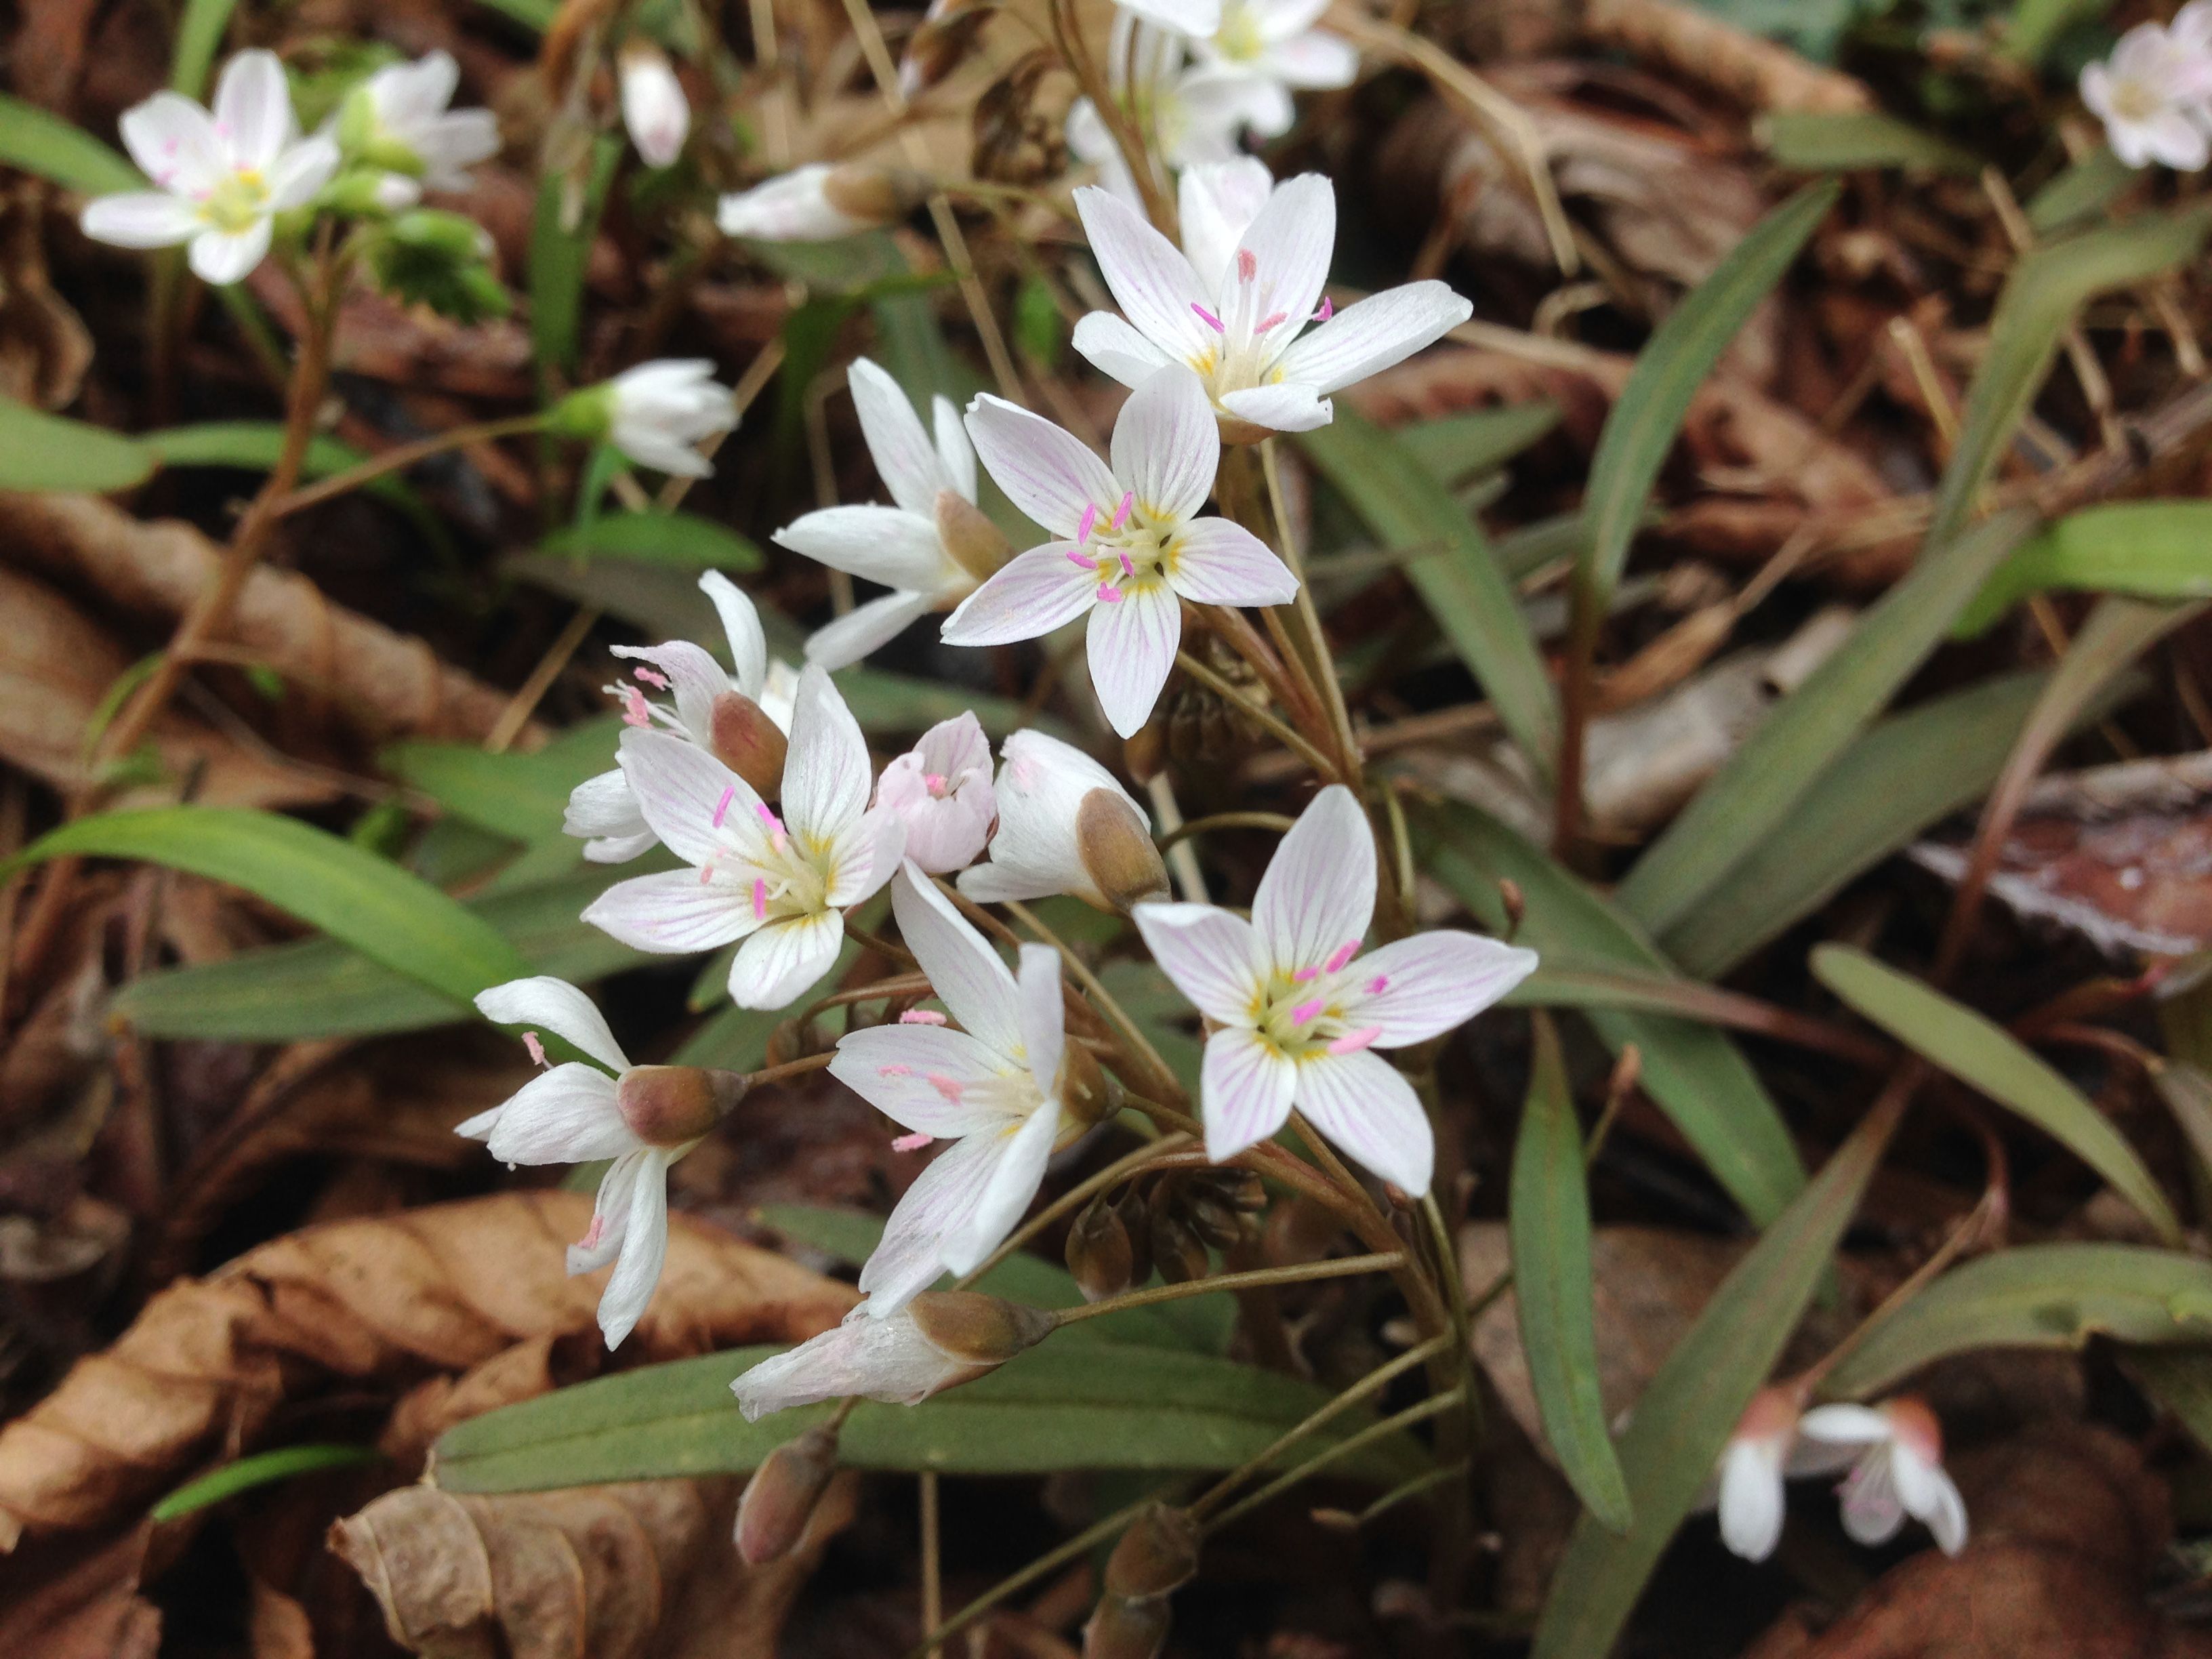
left=332, top=1473, right=857, bottom=1659
left=0, top=1191, right=855, bottom=1549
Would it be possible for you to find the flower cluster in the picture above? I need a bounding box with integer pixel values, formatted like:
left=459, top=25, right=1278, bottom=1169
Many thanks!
left=2082, top=3, right=2212, bottom=170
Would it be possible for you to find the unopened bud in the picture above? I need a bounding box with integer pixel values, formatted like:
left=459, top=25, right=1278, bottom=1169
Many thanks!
left=1077, top=788, right=1169, bottom=914
left=819, top=163, right=930, bottom=226
left=936, top=489, right=1012, bottom=583
left=1183, top=1188, right=1244, bottom=1250
left=1149, top=1208, right=1207, bottom=1285
left=764, top=1016, right=825, bottom=1068
left=1084, top=1591, right=1172, bottom=1659
left=907, top=1290, right=1059, bottom=1366
left=1065, top=1196, right=1134, bottom=1303
left=1120, top=720, right=1166, bottom=784
left=1498, top=878, right=1525, bottom=943
left=615, top=1065, right=745, bottom=1146
left=710, top=691, right=788, bottom=799
left=735, top=1422, right=840, bottom=1563
left=1055, top=1038, right=1114, bottom=1134
left=1085, top=1504, right=1199, bottom=1659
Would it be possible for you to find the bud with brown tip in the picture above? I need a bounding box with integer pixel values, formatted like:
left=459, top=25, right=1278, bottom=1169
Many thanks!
left=708, top=691, right=788, bottom=800
left=936, top=489, right=1013, bottom=583
left=735, top=1422, right=840, bottom=1563
left=1055, top=1037, right=1115, bottom=1136
left=1065, top=1195, right=1135, bottom=1303
left=615, top=1065, right=746, bottom=1147
left=1077, top=787, right=1170, bottom=914
left=733, top=1293, right=1061, bottom=1420
left=1084, top=1504, right=1200, bottom=1659
left=907, top=1289, right=1059, bottom=1366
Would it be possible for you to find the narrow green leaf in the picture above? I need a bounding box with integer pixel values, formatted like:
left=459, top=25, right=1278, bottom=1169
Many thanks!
left=1414, top=801, right=1807, bottom=1224
left=152, top=1443, right=383, bottom=1521
left=1811, top=944, right=2181, bottom=1243
left=529, top=137, right=621, bottom=376
left=473, top=0, right=557, bottom=28
left=12, top=807, right=531, bottom=1011
left=1392, top=402, right=1561, bottom=489
left=2150, top=1061, right=2212, bottom=1187
left=171, top=0, right=239, bottom=98
left=0, top=94, right=143, bottom=195
left=1617, top=508, right=2034, bottom=935
left=2005, top=0, right=2108, bottom=64
left=1511, top=1013, right=1633, bottom=1531
left=1957, top=501, right=2212, bottom=636
left=2025, top=146, right=2135, bottom=237
left=1927, top=207, right=2211, bottom=550
left=1824, top=1245, right=2212, bottom=1397
left=1530, top=1092, right=1896, bottom=1659
left=384, top=719, right=621, bottom=844
left=1760, top=110, right=1978, bottom=175
left=541, top=510, right=764, bottom=571
left=1299, top=408, right=1560, bottom=783
left=0, top=398, right=156, bottom=493
left=432, top=1340, right=1427, bottom=1493
left=2126, top=1347, right=2212, bottom=1455
left=1578, top=182, right=1837, bottom=610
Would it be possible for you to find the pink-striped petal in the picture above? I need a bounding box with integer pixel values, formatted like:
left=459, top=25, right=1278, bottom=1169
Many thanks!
left=1252, top=785, right=1374, bottom=973
left=1337, top=931, right=1538, bottom=1046
left=617, top=726, right=764, bottom=866
left=1111, top=364, right=1218, bottom=524
left=849, top=356, right=950, bottom=516
left=211, top=49, right=296, bottom=169
left=1200, top=1027, right=1296, bottom=1161
left=857, top=1131, right=1007, bottom=1311
left=1071, top=311, right=1175, bottom=389
left=699, top=571, right=769, bottom=697
left=472, top=1063, right=636, bottom=1165
left=1015, top=943, right=1065, bottom=1099
left=119, top=92, right=224, bottom=193
left=943, top=1103, right=1059, bottom=1272
left=79, top=191, right=201, bottom=248
left=583, top=868, right=758, bottom=953
left=1165, top=516, right=1298, bottom=607
left=940, top=544, right=1098, bottom=647
left=1234, top=173, right=1334, bottom=357
left=1085, top=579, right=1180, bottom=738
left=595, top=1150, right=671, bottom=1346
left=476, top=975, right=632, bottom=1073
left=728, top=907, right=846, bottom=1008
left=804, top=588, right=937, bottom=671
left=781, top=665, right=871, bottom=840
left=1292, top=1047, right=1433, bottom=1195
left=1132, top=901, right=1264, bottom=1025
left=831, top=1023, right=1024, bottom=1136
left=963, top=394, right=1121, bottom=539
left=1276, top=282, right=1472, bottom=395
left=890, top=862, right=1024, bottom=1053
left=1071, top=186, right=1216, bottom=365
left=1217, top=382, right=1333, bottom=432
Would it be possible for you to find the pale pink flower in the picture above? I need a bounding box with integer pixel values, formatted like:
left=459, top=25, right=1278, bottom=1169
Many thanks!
left=876, top=714, right=997, bottom=874
left=619, top=41, right=691, bottom=167
left=1797, top=1398, right=1969, bottom=1557
left=957, top=731, right=1150, bottom=909
left=603, top=359, right=737, bottom=478
left=80, top=50, right=340, bottom=285
left=333, top=50, right=500, bottom=206
left=1195, top=0, right=1357, bottom=98
left=1710, top=1385, right=1809, bottom=1563
left=1066, top=20, right=1282, bottom=209
left=2081, top=21, right=2212, bottom=170
left=1070, top=171, right=1471, bottom=434
left=1132, top=785, right=1536, bottom=1193
left=718, top=163, right=873, bottom=241
left=732, top=1295, right=1051, bottom=1418
left=581, top=665, right=905, bottom=1008
left=945, top=363, right=1296, bottom=737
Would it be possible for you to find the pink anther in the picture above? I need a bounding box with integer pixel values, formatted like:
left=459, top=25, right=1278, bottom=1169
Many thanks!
left=1109, top=490, right=1134, bottom=531
left=1290, top=997, right=1326, bottom=1026
left=1119, top=551, right=1136, bottom=579
left=926, top=1072, right=966, bottom=1103
left=1324, top=940, right=1360, bottom=974
left=924, top=773, right=947, bottom=794
left=892, top=1131, right=934, bottom=1151
left=1291, top=966, right=1321, bottom=984
left=632, top=665, right=670, bottom=689
left=523, top=1031, right=548, bottom=1068
left=1097, top=583, right=1124, bottom=604
left=578, top=1213, right=606, bottom=1250
left=620, top=685, right=651, bottom=727
left=755, top=802, right=785, bottom=836
left=1365, top=974, right=1389, bottom=995
left=1312, top=296, right=1334, bottom=323
left=1326, top=1025, right=1382, bottom=1055
left=1192, top=303, right=1226, bottom=334
left=1236, top=249, right=1258, bottom=283
left=879, top=1063, right=914, bottom=1077
left=712, top=785, right=735, bottom=828
left=899, top=1009, right=949, bottom=1025
left=1078, top=502, right=1098, bottom=544
left=1066, top=548, right=1095, bottom=569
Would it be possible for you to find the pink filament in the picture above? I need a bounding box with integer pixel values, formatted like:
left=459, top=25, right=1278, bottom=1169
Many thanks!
left=926, top=1072, right=966, bottom=1103
left=1097, top=583, right=1124, bottom=604
left=751, top=877, right=768, bottom=919
left=1313, top=296, right=1334, bottom=323
left=579, top=1213, right=606, bottom=1250
left=1109, top=491, right=1134, bottom=531
left=1078, top=502, right=1098, bottom=543
left=1324, top=940, right=1360, bottom=974
left=891, top=1131, right=934, bottom=1151
left=632, top=665, right=671, bottom=689
left=712, top=785, right=735, bottom=828
left=899, top=1009, right=949, bottom=1025
left=1192, top=303, right=1225, bottom=334
left=620, top=686, right=651, bottom=727
left=1327, top=1025, right=1383, bottom=1055
left=1236, top=248, right=1258, bottom=283
left=523, top=1031, right=548, bottom=1068
left=1290, top=997, right=1326, bottom=1026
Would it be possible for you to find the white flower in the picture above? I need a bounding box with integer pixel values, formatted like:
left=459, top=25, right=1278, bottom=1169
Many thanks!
left=876, top=714, right=997, bottom=874
left=80, top=50, right=340, bottom=286
left=619, top=41, right=691, bottom=168
left=2081, top=20, right=2212, bottom=170
left=462, top=977, right=740, bottom=1347
left=831, top=864, right=1094, bottom=1311
left=945, top=363, right=1297, bottom=737
left=1132, top=785, right=1536, bottom=1193
left=718, top=163, right=876, bottom=241
left=583, top=664, right=905, bottom=1009
left=1066, top=20, right=1282, bottom=211
left=1195, top=0, right=1357, bottom=96
left=773, top=359, right=1002, bottom=670
left=1071, top=170, right=1472, bottom=436
left=564, top=571, right=787, bottom=863
left=957, top=730, right=1153, bottom=909
left=602, top=359, right=738, bottom=478
left=1710, top=1385, right=1807, bottom=1563
left=1797, top=1398, right=1969, bottom=1557
left=731, top=1292, right=1054, bottom=1419
left=335, top=50, right=501, bottom=206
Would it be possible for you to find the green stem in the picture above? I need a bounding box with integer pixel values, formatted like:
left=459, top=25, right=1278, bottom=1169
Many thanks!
left=1158, top=811, right=1296, bottom=851
left=1053, top=1251, right=1407, bottom=1326
left=272, top=411, right=549, bottom=518
left=1202, top=1389, right=1466, bottom=1536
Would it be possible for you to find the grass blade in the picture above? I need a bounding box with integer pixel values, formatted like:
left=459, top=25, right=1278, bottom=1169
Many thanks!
left=1760, top=111, right=1978, bottom=175
left=1955, top=501, right=2212, bottom=637
left=0, top=94, right=144, bottom=195
left=170, top=0, right=239, bottom=98
left=0, top=398, right=155, bottom=492
left=152, top=1444, right=383, bottom=1522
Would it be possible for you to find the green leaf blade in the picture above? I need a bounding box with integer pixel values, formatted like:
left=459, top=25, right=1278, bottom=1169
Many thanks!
left=0, top=398, right=157, bottom=493
left=0, top=94, right=144, bottom=195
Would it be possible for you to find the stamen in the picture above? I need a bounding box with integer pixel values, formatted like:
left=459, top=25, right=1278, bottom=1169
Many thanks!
left=712, top=785, right=735, bottom=828
left=1237, top=248, right=1257, bottom=283
left=1256, top=310, right=1289, bottom=333
left=1326, top=1026, right=1383, bottom=1055
left=579, top=1214, right=606, bottom=1250
left=1291, top=966, right=1321, bottom=984
left=1192, top=303, right=1226, bottom=334
left=1312, top=296, right=1334, bottom=323
left=1097, top=583, right=1124, bottom=604
left=751, top=877, right=768, bottom=919
left=1065, top=548, right=1094, bottom=569
left=1119, top=551, right=1136, bottom=579
left=1324, top=940, right=1360, bottom=974
left=755, top=802, right=785, bottom=836
left=1078, top=502, right=1098, bottom=544
left=899, top=1008, right=949, bottom=1025
left=1290, top=996, right=1326, bottom=1026
left=1109, top=491, right=1134, bottom=531
left=632, top=665, right=671, bottom=690
left=1366, top=974, right=1389, bottom=995
left=620, top=685, right=651, bottom=727
left=926, top=1072, right=966, bottom=1103
left=523, top=1031, right=548, bottom=1068
left=891, top=1131, right=934, bottom=1151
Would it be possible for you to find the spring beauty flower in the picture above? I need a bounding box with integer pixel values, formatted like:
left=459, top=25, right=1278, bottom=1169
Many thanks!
left=1067, top=20, right=1284, bottom=211
left=832, top=865, right=1106, bottom=1311
left=717, top=163, right=920, bottom=241
left=773, top=358, right=1009, bottom=668
left=80, top=50, right=341, bottom=285
left=1194, top=0, right=1357, bottom=102
left=462, top=977, right=743, bottom=1346
left=1133, top=785, right=1536, bottom=1193
left=945, top=363, right=1297, bottom=737
left=550, top=359, right=738, bottom=478
left=957, top=731, right=1166, bottom=911
left=1070, top=171, right=1472, bottom=436
left=733, top=1292, right=1057, bottom=1419
left=583, top=665, right=905, bottom=1008
left=333, top=50, right=501, bottom=207
left=565, top=572, right=789, bottom=863
left=1711, top=1385, right=1809, bottom=1563
left=2081, top=19, right=2212, bottom=170
left=1797, top=1398, right=1969, bottom=1556
left=618, top=41, right=691, bottom=167
left=876, top=714, right=998, bottom=874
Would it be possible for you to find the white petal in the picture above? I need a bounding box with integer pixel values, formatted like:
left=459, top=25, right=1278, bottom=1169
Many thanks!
left=617, top=726, right=762, bottom=867
left=892, top=861, right=1024, bottom=1053
left=1266, top=29, right=1359, bottom=87
left=775, top=505, right=950, bottom=591
left=1293, top=1047, right=1433, bottom=1194
left=371, top=51, right=459, bottom=125
left=610, top=640, right=730, bottom=745
left=1179, top=159, right=1275, bottom=293
left=212, top=49, right=296, bottom=169
left=1085, top=580, right=1181, bottom=738
left=824, top=808, right=907, bottom=907
left=1071, top=186, right=1216, bottom=365
left=831, top=1023, right=1025, bottom=1136
left=1336, top=932, right=1538, bottom=1046
left=700, top=571, right=769, bottom=696
left=119, top=92, right=224, bottom=194
left=849, top=357, right=950, bottom=516
left=878, top=750, right=996, bottom=873
left=1795, top=1404, right=1891, bottom=1448
left=477, top=1064, right=636, bottom=1165
left=731, top=1305, right=958, bottom=1418
left=1071, top=311, right=1174, bottom=389
left=1165, top=516, right=1298, bottom=606
left=805, top=589, right=937, bottom=670
left=729, top=907, right=847, bottom=1008
left=933, top=396, right=979, bottom=503
left=943, top=1101, right=1060, bottom=1272
left=1132, top=901, right=1264, bottom=1025
left=859, top=1131, right=1008, bottom=1310
left=1836, top=1448, right=1906, bottom=1547
left=963, top=395, right=1121, bottom=539
left=565, top=768, right=653, bottom=860
left=1200, top=1026, right=1296, bottom=1160
left=958, top=731, right=1141, bottom=907
left=1252, top=784, right=1374, bottom=973
left=597, top=1151, right=672, bottom=1347
left=1900, top=1456, right=1968, bottom=1555
left=1016, top=943, right=1066, bottom=1099
left=475, top=975, right=632, bottom=1073
left=1119, top=0, right=1221, bottom=37
left=941, top=544, right=1099, bottom=647
left=782, top=665, right=871, bottom=840
left=1715, top=1439, right=1787, bottom=1562
left=619, top=50, right=690, bottom=167
left=583, top=868, right=756, bottom=953
left=568, top=1146, right=649, bottom=1274
left=1174, top=68, right=1294, bottom=148
left=188, top=221, right=272, bottom=285
left=1278, top=282, right=1472, bottom=394
left=1235, top=172, right=1334, bottom=352
left=79, top=191, right=201, bottom=249
left=264, top=134, right=340, bottom=209
left=1218, top=382, right=1334, bottom=432
left=1111, top=364, right=1218, bottom=525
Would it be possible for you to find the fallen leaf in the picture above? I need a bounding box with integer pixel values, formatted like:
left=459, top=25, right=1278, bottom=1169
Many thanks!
left=0, top=1527, right=160, bottom=1659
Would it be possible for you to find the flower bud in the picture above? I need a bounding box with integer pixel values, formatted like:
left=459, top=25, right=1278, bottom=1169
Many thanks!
left=1084, top=1592, right=1172, bottom=1659
left=1149, top=1208, right=1208, bottom=1285
left=1076, top=788, right=1169, bottom=914
left=907, top=1290, right=1059, bottom=1366
left=1065, top=1196, right=1134, bottom=1303
left=763, top=1016, right=825, bottom=1069
left=615, top=1065, right=745, bottom=1146
left=1055, top=1038, right=1115, bottom=1135
left=1498, top=877, right=1525, bottom=942
left=708, top=690, right=790, bottom=800
left=936, top=488, right=1013, bottom=583
left=1085, top=1504, right=1199, bottom=1659
left=1182, top=1187, right=1244, bottom=1251
left=618, top=41, right=691, bottom=168
left=735, top=1422, right=840, bottom=1564
left=818, top=163, right=930, bottom=225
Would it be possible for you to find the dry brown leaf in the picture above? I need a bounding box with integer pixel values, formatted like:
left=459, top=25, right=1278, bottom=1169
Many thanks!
left=1582, top=0, right=1873, bottom=114
left=0, top=1191, right=855, bottom=1549
left=0, top=1527, right=161, bottom=1659
left=0, top=492, right=531, bottom=745
left=332, top=1473, right=856, bottom=1659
